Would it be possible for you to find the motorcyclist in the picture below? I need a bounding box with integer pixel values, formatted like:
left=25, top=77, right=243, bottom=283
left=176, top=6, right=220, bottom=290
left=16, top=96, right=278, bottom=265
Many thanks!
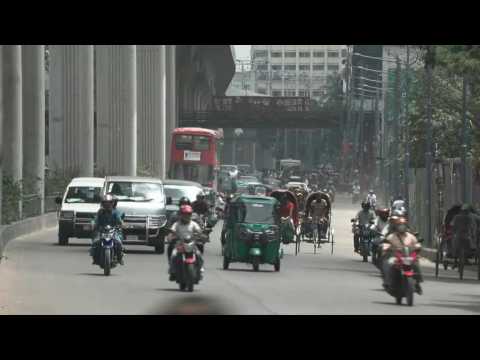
left=167, top=205, right=206, bottom=281
left=221, top=194, right=234, bottom=248
left=381, top=216, right=423, bottom=295
left=90, top=194, right=125, bottom=265
left=192, top=193, right=210, bottom=216
left=167, top=196, right=191, bottom=260
left=353, top=201, right=376, bottom=253
left=366, top=189, right=377, bottom=210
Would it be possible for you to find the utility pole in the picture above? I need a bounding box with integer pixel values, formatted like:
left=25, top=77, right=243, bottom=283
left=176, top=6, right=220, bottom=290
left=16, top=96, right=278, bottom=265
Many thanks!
left=392, top=56, right=401, bottom=198
left=425, top=45, right=435, bottom=247
left=359, top=62, right=365, bottom=187
left=461, top=72, right=470, bottom=203
left=404, top=45, right=411, bottom=210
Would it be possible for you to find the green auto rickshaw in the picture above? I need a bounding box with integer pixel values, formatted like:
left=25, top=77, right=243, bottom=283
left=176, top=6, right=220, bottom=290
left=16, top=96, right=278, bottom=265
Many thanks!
left=223, top=194, right=282, bottom=272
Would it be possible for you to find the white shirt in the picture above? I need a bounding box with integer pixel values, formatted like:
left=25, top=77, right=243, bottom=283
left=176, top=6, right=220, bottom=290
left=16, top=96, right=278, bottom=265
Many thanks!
left=171, top=220, right=202, bottom=242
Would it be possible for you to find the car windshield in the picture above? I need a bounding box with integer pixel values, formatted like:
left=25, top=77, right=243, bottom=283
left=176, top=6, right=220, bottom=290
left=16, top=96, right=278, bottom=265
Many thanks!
left=107, top=182, right=164, bottom=202
left=222, top=166, right=237, bottom=172
left=65, top=186, right=102, bottom=204
left=237, top=202, right=277, bottom=225
left=164, top=185, right=203, bottom=203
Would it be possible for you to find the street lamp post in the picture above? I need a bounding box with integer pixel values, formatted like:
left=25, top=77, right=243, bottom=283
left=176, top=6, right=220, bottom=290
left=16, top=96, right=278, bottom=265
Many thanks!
left=461, top=73, right=470, bottom=203
left=404, top=45, right=411, bottom=211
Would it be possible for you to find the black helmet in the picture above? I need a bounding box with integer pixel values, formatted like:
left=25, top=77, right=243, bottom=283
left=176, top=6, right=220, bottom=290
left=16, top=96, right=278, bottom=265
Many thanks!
left=179, top=196, right=190, bottom=206
left=361, top=201, right=370, bottom=210
left=197, top=193, right=205, bottom=200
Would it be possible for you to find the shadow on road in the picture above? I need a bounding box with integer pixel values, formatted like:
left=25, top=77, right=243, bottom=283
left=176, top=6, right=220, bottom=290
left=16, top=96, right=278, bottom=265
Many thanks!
left=423, top=274, right=480, bottom=285
left=215, top=267, right=275, bottom=273
left=124, top=249, right=158, bottom=255
left=53, top=243, right=89, bottom=247
left=156, top=288, right=186, bottom=292
left=427, top=299, right=480, bottom=314
left=77, top=273, right=117, bottom=277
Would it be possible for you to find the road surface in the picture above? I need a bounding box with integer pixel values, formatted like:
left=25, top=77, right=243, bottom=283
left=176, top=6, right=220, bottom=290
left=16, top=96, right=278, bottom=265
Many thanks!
left=2, top=194, right=480, bottom=314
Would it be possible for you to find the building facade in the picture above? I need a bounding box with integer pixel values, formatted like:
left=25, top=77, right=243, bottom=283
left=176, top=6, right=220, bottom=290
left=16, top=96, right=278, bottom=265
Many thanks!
left=251, top=45, right=347, bottom=101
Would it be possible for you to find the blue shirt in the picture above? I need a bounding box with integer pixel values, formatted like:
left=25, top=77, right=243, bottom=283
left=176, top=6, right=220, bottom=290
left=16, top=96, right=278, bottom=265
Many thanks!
left=95, top=209, right=123, bottom=228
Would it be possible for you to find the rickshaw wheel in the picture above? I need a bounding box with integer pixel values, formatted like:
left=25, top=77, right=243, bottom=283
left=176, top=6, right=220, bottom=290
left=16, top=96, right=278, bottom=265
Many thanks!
left=223, top=256, right=230, bottom=270
left=459, top=248, right=465, bottom=280
left=252, top=258, right=260, bottom=272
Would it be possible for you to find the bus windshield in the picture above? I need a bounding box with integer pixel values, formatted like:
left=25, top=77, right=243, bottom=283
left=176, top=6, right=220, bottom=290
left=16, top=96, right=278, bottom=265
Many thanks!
left=175, top=135, right=210, bottom=151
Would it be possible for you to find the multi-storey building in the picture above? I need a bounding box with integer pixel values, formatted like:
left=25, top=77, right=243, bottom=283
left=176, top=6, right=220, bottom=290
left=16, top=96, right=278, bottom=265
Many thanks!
left=250, top=45, right=347, bottom=101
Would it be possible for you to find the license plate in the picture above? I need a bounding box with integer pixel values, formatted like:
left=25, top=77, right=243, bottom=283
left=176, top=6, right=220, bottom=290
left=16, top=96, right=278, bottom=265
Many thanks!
left=83, top=225, right=91, bottom=231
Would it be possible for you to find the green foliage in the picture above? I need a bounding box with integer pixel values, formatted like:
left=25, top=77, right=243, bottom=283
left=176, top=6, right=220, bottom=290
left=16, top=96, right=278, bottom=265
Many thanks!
left=2, top=177, right=22, bottom=225
left=45, top=170, right=72, bottom=196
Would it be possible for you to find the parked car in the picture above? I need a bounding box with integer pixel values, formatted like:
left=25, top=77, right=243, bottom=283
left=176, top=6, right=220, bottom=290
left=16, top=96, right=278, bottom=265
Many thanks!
left=103, top=176, right=168, bottom=254
left=55, top=177, right=105, bottom=246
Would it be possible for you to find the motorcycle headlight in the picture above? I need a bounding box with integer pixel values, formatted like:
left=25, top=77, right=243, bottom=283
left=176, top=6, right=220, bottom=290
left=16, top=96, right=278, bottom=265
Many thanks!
left=60, top=211, right=74, bottom=220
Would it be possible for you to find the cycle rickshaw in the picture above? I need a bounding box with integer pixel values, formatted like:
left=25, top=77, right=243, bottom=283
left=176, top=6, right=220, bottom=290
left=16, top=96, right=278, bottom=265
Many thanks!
left=435, top=204, right=480, bottom=280
left=270, top=189, right=301, bottom=255
left=304, top=191, right=334, bottom=255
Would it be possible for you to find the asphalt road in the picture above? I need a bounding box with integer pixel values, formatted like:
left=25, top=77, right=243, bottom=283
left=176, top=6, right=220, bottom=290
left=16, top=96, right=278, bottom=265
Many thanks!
left=2, top=194, right=480, bottom=315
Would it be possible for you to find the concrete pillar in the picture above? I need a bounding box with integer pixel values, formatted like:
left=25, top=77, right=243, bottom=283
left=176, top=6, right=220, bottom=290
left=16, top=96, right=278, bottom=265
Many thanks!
left=22, top=45, right=45, bottom=213
left=165, top=45, right=177, bottom=172
left=137, top=45, right=166, bottom=178
left=0, top=45, right=3, bottom=223
left=96, top=45, right=137, bottom=176
left=2, top=45, right=22, bottom=218
left=49, top=45, right=94, bottom=176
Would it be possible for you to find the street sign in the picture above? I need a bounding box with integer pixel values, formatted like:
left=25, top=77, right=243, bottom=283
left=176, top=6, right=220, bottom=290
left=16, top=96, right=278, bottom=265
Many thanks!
left=184, top=151, right=201, bottom=161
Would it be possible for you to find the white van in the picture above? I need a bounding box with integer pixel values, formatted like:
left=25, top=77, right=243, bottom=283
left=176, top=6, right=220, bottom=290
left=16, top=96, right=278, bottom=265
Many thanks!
left=55, top=177, right=105, bottom=245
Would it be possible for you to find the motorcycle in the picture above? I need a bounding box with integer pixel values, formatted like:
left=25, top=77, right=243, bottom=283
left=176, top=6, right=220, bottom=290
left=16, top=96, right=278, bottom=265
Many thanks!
left=94, top=225, right=121, bottom=276
left=169, top=233, right=208, bottom=292
left=384, top=245, right=420, bottom=306
left=370, top=228, right=386, bottom=267
left=352, top=220, right=374, bottom=262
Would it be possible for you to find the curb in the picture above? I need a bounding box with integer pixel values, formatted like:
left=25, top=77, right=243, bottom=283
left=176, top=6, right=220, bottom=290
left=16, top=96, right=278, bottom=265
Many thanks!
left=0, top=213, right=58, bottom=264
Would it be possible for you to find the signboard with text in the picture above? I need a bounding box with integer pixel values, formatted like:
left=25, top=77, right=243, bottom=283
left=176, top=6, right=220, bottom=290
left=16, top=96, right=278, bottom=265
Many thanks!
left=184, top=151, right=201, bottom=161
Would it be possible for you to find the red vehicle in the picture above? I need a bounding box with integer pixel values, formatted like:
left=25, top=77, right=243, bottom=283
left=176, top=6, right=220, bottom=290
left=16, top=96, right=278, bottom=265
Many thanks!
left=169, top=128, right=223, bottom=188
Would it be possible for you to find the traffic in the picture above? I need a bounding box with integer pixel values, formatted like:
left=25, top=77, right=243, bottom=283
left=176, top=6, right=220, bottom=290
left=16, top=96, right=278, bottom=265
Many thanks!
left=48, top=127, right=428, bottom=306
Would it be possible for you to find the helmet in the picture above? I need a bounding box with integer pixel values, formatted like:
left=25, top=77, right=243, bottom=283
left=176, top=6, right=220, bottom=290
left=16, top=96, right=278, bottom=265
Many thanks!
left=391, top=208, right=407, bottom=217
left=369, top=189, right=374, bottom=194
left=179, top=205, right=193, bottom=215
left=377, top=208, right=390, bottom=219
left=197, top=193, right=205, bottom=200
left=179, top=196, right=190, bottom=206
left=102, top=194, right=114, bottom=204
left=361, top=201, right=370, bottom=210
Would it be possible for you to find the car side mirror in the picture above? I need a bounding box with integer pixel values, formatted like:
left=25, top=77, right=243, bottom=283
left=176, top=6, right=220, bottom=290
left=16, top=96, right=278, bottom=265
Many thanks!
left=55, top=196, right=63, bottom=205
left=166, top=197, right=172, bottom=205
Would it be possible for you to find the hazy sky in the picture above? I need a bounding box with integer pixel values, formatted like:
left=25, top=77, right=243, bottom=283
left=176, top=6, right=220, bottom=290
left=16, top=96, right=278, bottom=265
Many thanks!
left=234, top=45, right=251, bottom=60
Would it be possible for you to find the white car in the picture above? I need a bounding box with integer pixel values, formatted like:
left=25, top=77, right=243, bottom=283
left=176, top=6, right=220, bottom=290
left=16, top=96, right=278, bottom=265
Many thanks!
left=56, top=177, right=105, bottom=245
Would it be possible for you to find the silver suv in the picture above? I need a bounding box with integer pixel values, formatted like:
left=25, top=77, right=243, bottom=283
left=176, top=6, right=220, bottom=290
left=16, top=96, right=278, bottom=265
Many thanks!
left=103, top=176, right=168, bottom=254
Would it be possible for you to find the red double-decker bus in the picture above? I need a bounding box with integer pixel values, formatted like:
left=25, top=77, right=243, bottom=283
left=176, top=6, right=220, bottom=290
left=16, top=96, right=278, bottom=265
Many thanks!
left=169, top=127, right=223, bottom=188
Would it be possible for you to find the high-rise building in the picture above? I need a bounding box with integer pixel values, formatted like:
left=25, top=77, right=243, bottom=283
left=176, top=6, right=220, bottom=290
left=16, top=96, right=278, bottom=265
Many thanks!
left=250, top=45, right=347, bottom=101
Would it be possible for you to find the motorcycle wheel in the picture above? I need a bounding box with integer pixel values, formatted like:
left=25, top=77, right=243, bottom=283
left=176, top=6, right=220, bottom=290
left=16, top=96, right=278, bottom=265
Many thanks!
left=103, top=248, right=111, bottom=276
left=186, top=264, right=196, bottom=292
left=252, top=257, right=260, bottom=272
left=405, top=276, right=414, bottom=306
left=274, top=257, right=280, bottom=272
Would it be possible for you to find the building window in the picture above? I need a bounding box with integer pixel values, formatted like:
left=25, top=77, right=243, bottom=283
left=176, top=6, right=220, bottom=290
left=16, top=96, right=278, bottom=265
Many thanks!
left=341, top=49, right=347, bottom=58
left=257, top=74, right=267, bottom=80
left=312, top=64, right=324, bottom=71
left=271, top=65, right=282, bottom=70
left=284, top=90, right=296, bottom=96
left=272, top=90, right=282, bottom=97
left=299, top=64, right=310, bottom=71
left=298, top=90, right=309, bottom=97
left=257, top=88, right=267, bottom=94
left=254, top=50, right=267, bottom=58
left=271, top=52, right=282, bottom=58
left=256, top=64, right=267, bottom=71
left=284, top=64, right=296, bottom=71
left=328, top=51, right=339, bottom=58
left=312, top=90, right=322, bottom=97
left=285, top=51, right=296, bottom=58
left=313, top=51, right=325, bottom=57
left=327, top=64, right=339, bottom=71
left=299, top=51, right=311, bottom=58
left=272, top=72, right=282, bottom=80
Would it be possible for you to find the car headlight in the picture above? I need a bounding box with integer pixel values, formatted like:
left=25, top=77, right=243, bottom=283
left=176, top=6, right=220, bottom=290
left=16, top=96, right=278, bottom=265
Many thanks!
left=60, top=211, right=74, bottom=220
